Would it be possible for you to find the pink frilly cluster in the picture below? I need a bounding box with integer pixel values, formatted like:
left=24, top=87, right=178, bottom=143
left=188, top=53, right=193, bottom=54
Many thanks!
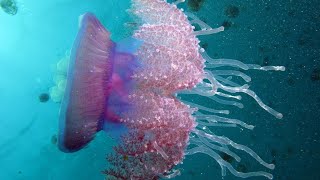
left=104, top=0, right=203, bottom=179
left=132, top=0, right=204, bottom=93
left=106, top=91, right=195, bottom=179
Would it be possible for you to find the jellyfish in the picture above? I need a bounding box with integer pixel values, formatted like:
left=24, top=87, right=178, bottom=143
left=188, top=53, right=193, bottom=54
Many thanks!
left=57, top=0, right=285, bottom=179
left=0, top=0, right=17, bottom=15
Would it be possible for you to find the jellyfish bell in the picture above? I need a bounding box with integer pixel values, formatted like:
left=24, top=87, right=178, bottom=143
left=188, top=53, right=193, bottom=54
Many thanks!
left=58, top=13, right=141, bottom=152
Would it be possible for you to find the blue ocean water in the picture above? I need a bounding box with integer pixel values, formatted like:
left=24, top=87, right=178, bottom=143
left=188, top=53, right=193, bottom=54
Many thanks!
left=0, top=0, right=319, bottom=180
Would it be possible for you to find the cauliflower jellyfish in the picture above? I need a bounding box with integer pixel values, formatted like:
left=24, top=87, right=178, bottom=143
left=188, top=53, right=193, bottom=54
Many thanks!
left=56, top=0, right=284, bottom=179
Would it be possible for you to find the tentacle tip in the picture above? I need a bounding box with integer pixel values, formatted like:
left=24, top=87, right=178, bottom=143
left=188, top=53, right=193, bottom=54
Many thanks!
left=269, top=164, right=275, bottom=170
left=276, top=113, right=283, bottom=119
left=238, top=104, right=244, bottom=108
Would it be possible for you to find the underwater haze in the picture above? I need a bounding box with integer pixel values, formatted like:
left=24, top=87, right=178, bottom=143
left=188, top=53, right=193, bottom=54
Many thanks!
left=0, top=0, right=319, bottom=180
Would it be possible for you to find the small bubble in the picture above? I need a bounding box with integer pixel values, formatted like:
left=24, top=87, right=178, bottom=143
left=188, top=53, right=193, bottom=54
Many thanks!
left=39, top=93, right=50, bottom=103
left=225, top=5, right=240, bottom=18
